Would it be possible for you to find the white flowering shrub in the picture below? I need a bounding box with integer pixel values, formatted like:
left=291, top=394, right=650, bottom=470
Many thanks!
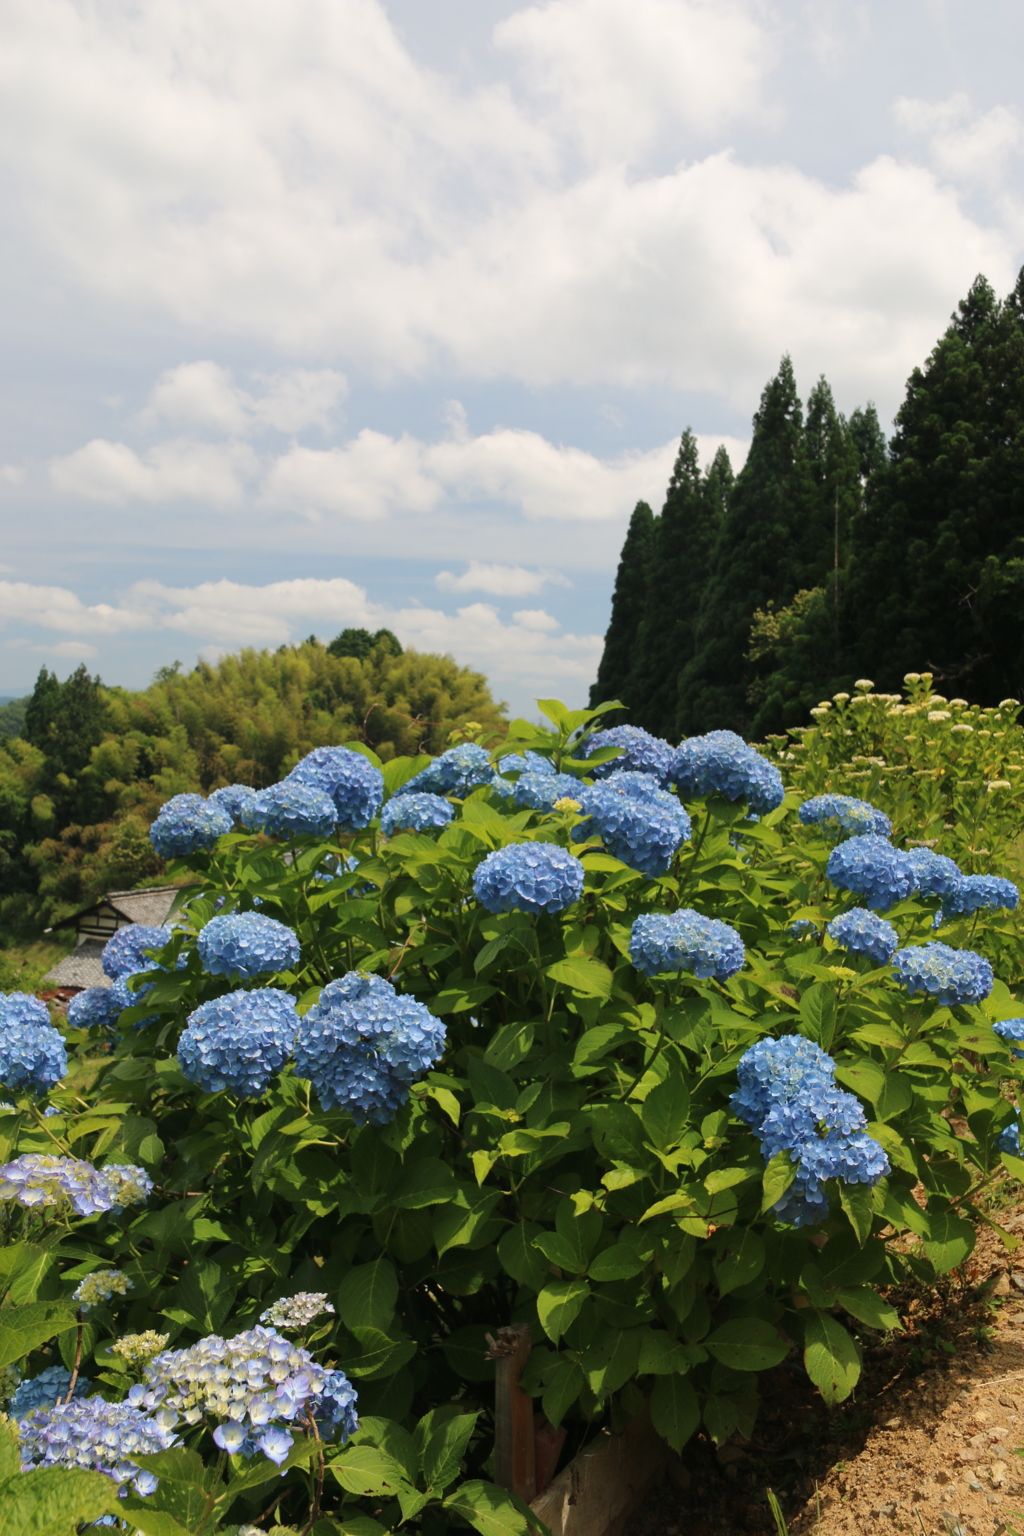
left=0, top=700, right=1022, bottom=1534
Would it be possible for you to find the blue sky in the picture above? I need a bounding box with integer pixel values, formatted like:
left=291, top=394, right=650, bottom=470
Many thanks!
left=0, top=0, right=1022, bottom=715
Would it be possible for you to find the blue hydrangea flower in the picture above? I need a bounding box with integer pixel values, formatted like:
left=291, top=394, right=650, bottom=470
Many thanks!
left=243, top=780, right=338, bottom=838
left=997, top=1119, right=1021, bottom=1155
left=295, top=971, right=446, bottom=1124
left=380, top=792, right=455, bottom=836
left=826, top=908, right=899, bottom=965
left=395, top=743, right=495, bottom=800
left=944, top=874, right=1020, bottom=917
left=150, top=793, right=232, bottom=858
left=0, top=992, right=50, bottom=1029
left=992, top=1018, right=1024, bottom=1059
left=826, top=834, right=916, bottom=911
left=799, top=794, right=891, bottom=840
left=101, top=925, right=174, bottom=981
left=670, top=730, right=785, bottom=815
left=0, top=1154, right=152, bottom=1216
left=473, top=843, right=584, bottom=916
left=891, top=941, right=994, bottom=1006
left=110, top=974, right=158, bottom=1027
left=579, top=725, right=674, bottom=784
left=9, top=1366, right=90, bottom=1420
left=790, top=919, right=817, bottom=938
left=513, top=771, right=584, bottom=812
left=207, top=784, right=258, bottom=825
left=499, top=751, right=555, bottom=777
left=629, top=910, right=745, bottom=980
left=197, top=913, right=300, bottom=979
left=732, top=1035, right=889, bottom=1227
left=178, top=990, right=299, bottom=1099
left=0, top=1020, right=67, bottom=1094
left=66, top=987, right=122, bottom=1031
left=573, top=774, right=691, bottom=877
left=18, top=1396, right=176, bottom=1493
left=288, top=747, right=384, bottom=830
left=905, top=847, right=962, bottom=899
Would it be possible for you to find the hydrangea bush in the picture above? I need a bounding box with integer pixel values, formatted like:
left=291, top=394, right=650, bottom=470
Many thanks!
left=1, top=698, right=1022, bottom=1535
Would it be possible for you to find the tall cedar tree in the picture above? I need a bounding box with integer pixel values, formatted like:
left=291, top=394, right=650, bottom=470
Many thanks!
left=675, top=357, right=822, bottom=736
left=844, top=270, right=1024, bottom=699
left=588, top=500, right=655, bottom=714
left=629, top=433, right=730, bottom=739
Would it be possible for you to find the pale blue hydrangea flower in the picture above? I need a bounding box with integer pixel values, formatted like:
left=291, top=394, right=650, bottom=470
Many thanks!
left=799, top=794, right=891, bottom=840
left=905, top=847, right=962, bottom=900
left=109, top=974, right=158, bottom=1028
left=287, top=746, right=384, bottom=830
left=499, top=750, right=555, bottom=777
left=73, top=1269, right=132, bottom=1309
left=18, top=1396, right=176, bottom=1494
left=997, top=1119, right=1021, bottom=1155
left=573, top=773, right=691, bottom=876
left=826, top=908, right=899, bottom=965
left=944, top=874, right=1019, bottom=917
left=790, top=920, right=817, bottom=938
left=66, top=987, right=122, bottom=1031
left=579, top=725, right=674, bottom=784
left=178, top=989, right=299, bottom=1099
left=629, top=910, right=745, bottom=980
left=891, top=941, right=993, bottom=1006
left=260, top=1292, right=335, bottom=1329
left=826, top=834, right=916, bottom=911
left=150, top=793, right=232, bottom=858
left=0, top=1154, right=153, bottom=1216
left=9, top=1366, right=90, bottom=1420
left=0, top=992, right=50, bottom=1028
left=395, top=743, right=495, bottom=799
left=992, top=1018, right=1024, bottom=1059
left=207, top=783, right=258, bottom=825
left=0, top=1019, right=67, bottom=1094
left=242, top=780, right=338, bottom=838
left=513, top=770, right=584, bottom=812
left=380, top=792, right=455, bottom=836
left=473, top=843, right=584, bottom=916
left=670, top=730, right=785, bottom=815
left=197, top=912, right=300, bottom=979
left=294, top=972, right=446, bottom=1124
left=102, top=925, right=174, bottom=981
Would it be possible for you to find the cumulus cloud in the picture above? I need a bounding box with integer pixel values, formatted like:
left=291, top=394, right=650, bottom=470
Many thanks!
left=142, top=360, right=347, bottom=434
left=435, top=562, right=572, bottom=597
left=894, top=94, right=1024, bottom=188
left=50, top=438, right=257, bottom=506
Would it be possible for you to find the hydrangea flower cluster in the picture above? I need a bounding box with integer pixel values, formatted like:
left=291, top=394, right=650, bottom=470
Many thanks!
left=891, top=941, right=994, bottom=1006
left=732, top=1036, right=890, bottom=1226
left=287, top=746, right=384, bottom=830
left=102, top=925, right=173, bottom=980
left=798, top=794, right=891, bottom=840
left=208, top=783, right=258, bottom=825
left=629, top=910, right=745, bottom=980
left=997, top=1119, right=1021, bottom=1155
left=178, top=989, right=299, bottom=1099
left=260, top=1292, right=336, bottom=1329
left=197, top=912, right=301, bottom=979
left=380, top=792, right=455, bottom=836
left=579, top=725, right=673, bottom=784
left=295, top=972, right=446, bottom=1125
left=0, top=991, right=50, bottom=1028
left=513, top=770, right=584, bottom=812
left=109, top=973, right=158, bottom=1027
left=243, top=781, right=337, bottom=839
left=906, top=847, right=962, bottom=900
left=573, top=774, right=691, bottom=876
left=9, top=1366, right=90, bottom=1419
left=499, top=750, right=554, bottom=777
left=129, top=1326, right=358, bottom=1462
left=992, top=1018, right=1024, bottom=1059
left=73, top=1269, right=132, bottom=1309
left=826, top=834, right=916, bottom=911
left=0, top=1154, right=153, bottom=1216
left=473, top=842, right=584, bottom=916
left=18, top=1396, right=176, bottom=1493
left=826, top=908, right=899, bottom=965
left=66, top=986, right=122, bottom=1031
left=149, top=793, right=232, bottom=858
left=396, top=743, right=496, bottom=799
left=113, top=1332, right=170, bottom=1367
left=944, top=874, right=1020, bottom=917
left=670, top=730, right=784, bottom=815
left=0, top=1016, right=68, bottom=1094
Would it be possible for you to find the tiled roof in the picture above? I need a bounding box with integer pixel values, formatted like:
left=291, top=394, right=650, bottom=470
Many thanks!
left=42, top=941, right=110, bottom=990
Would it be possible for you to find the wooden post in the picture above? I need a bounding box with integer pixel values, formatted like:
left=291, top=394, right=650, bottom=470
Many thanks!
left=486, top=1323, right=536, bottom=1503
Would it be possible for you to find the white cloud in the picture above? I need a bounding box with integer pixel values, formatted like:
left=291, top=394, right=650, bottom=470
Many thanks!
left=0, top=465, right=25, bottom=485
left=49, top=438, right=257, bottom=505
left=0, top=581, right=150, bottom=635
left=435, top=562, right=571, bottom=597
left=44, top=640, right=98, bottom=659
left=142, top=360, right=347, bottom=435
left=895, top=94, right=1024, bottom=187
left=264, top=432, right=441, bottom=520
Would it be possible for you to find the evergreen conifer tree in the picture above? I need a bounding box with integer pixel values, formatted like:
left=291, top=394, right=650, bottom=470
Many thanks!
left=589, top=500, right=654, bottom=712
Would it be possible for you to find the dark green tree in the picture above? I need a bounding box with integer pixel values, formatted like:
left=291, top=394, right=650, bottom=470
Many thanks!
left=589, top=500, right=655, bottom=714
left=847, top=403, right=887, bottom=481
left=23, top=665, right=110, bottom=817
left=327, top=627, right=403, bottom=661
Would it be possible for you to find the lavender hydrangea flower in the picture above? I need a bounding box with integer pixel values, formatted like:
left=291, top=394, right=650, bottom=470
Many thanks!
left=943, top=874, right=1019, bottom=917
left=243, top=780, right=338, bottom=838
left=579, top=725, right=674, bottom=784
left=208, top=783, right=258, bottom=825
left=826, top=834, right=916, bottom=911
left=287, top=746, right=384, bottom=830
left=799, top=794, right=891, bottom=840
left=0, top=1154, right=152, bottom=1216
left=102, top=925, right=174, bottom=981
left=197, top=912, right=300, bottom=979
left=629, top=910, right=745, bottom=980
left=826, top=908, right=899, bottom=965
left=905, top=847, right=962, bottom=900
left=150, top=793, right=232, bottom=858
left=395, top=743, right=495, bottom=800
left=9, top=1366, right=90, bottom=1420
left=573, top=773, right=691, bottom=876
left=473, top=843, right=584, bottom=916
left=891, top=941, right=994, bottom=1007
left=66, top=987, right=122, bottom=1031
left=295, top=971, right=445, bottom=1124
left=18, top=1396, right=176, bottom=1493
left=0, top=1019, right=67, bottom=1094
left=178, top=989, right=299, bottom=1099
left=380, top=792, right=455, bottom=836
left=992, top=1018, right=1024, bottom=1059
left=670, top=730, right=784, bottom=815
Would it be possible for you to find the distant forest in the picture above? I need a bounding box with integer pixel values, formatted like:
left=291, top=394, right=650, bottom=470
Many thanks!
left=592, top=269, right=1024, bottom=740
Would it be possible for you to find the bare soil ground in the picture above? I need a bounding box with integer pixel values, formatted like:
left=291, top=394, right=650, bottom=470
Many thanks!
left=628, top=1195, right=1024, bottom=1536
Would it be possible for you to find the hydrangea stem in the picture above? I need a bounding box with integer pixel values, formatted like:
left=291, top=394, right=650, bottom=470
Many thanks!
left=62, top=1308, right=84, bottom=1403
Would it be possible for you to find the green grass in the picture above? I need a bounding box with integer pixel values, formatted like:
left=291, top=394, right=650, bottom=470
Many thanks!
left=0, top=934, right=76, bottom=992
